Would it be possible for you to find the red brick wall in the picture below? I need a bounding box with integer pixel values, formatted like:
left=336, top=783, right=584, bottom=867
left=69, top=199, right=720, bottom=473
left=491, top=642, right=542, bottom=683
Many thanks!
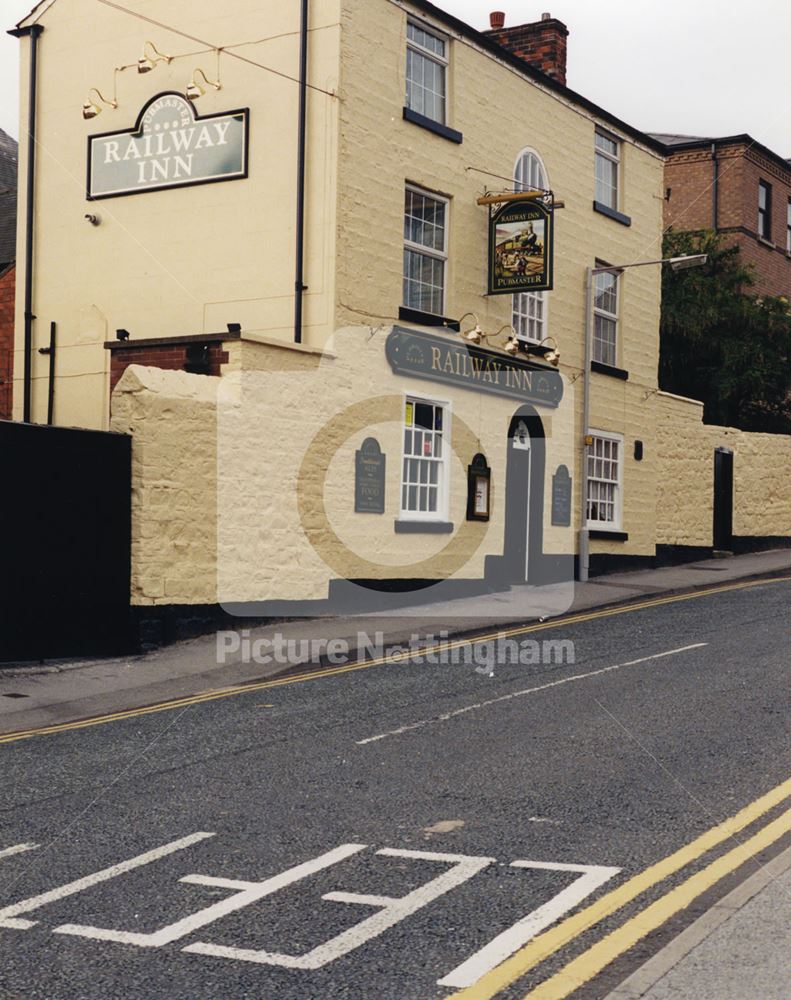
left=485, top=18, right=568, bottom=85
left=109, top=341, right=229, bottom=395
left=0, top=264, right=14, bottom=420
left=664, top=144, right=791, bottom=298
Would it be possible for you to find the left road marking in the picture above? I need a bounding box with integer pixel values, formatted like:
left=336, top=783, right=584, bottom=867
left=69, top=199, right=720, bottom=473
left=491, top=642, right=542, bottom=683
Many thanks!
left=356, top=644, right=707, bottom=745
left=0, top=832, right=213, bottom=930
left=0, top=576, right=785, bottom=747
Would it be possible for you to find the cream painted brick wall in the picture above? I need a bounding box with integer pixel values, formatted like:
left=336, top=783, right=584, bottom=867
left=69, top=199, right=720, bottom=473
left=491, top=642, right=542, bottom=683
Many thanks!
left=111, top=365, right=219, bottom=605
left=657, top=392, right=791, bottom=546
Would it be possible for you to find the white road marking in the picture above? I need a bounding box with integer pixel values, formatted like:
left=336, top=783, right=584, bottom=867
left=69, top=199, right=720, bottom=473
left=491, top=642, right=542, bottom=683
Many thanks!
left=183, top=847, right=495, bottom=968
left=0, top=832, right=213, bottom=931
left=356, top=644, right=708, bottom=745
left=0, top=843, right=39, bottom=861
left=437, top=860, right=621, bottom=988
left=54, top=843, right=366, bottom=947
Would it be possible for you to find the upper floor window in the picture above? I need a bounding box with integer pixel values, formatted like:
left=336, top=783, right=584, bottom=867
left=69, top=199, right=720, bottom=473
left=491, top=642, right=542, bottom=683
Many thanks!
left=759, top=180, right=772, bottom=241
left=786, top=198, right=791, bottom=252
left=593, top=264, right=619, bottom=367
left=513, top=148, right=548, bottom=343
left=406, top=21, right=448, bottom=125
left=403, top=185, right=448, bottom=316
left=594, top=130, right=620, bottom=210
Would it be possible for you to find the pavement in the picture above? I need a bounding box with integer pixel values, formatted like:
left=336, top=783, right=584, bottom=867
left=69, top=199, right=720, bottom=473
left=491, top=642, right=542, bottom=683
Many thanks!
left=2, top=547, right=791, bottom=740
left=605, top=843, right=791, bottom=1000
left=2, top=566, right=791, bottom=998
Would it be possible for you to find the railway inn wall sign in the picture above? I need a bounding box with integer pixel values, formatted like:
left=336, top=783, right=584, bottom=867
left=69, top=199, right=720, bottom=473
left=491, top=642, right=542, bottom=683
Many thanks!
left=88, top=93, right=249, bottom=199
left=386, top=328, right=563, bottom=408
left=488, top=198, right=554, bottom=294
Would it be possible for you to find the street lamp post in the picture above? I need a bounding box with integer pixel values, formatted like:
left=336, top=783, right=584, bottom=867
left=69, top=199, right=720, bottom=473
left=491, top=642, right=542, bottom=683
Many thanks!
left=578, top=254, right=708, bottom=583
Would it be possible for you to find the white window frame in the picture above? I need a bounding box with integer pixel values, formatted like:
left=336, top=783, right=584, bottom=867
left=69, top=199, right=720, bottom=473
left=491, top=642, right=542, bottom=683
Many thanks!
left=586, top=430, right=623, bottom=530
left=592, top=261, right=619, bottom=367
left=400, top=393, right=451, bottom=522
left=403, top=184, right=449, bottom=317
left=512, top=147, right=549, bottom=344
left=786, top=197, right=791, bottom=253
left=406, top=19, right=449, bottom=125
left=594, top=129, right=620, bottom=210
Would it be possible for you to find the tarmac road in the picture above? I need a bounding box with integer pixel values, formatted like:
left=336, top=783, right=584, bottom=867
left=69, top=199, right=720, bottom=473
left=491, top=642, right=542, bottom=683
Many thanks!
left=1, top=577, right=790, bottom=999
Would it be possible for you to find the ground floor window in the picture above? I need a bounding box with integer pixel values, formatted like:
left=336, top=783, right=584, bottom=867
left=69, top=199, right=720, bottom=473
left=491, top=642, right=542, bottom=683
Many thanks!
left=586, top=432, right=622, bottom=528
left=401, top=397, right=447, bottom=517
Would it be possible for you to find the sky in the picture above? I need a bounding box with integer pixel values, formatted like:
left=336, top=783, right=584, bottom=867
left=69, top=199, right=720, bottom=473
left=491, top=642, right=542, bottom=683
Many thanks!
left=1, top=1, right=791, bottom=156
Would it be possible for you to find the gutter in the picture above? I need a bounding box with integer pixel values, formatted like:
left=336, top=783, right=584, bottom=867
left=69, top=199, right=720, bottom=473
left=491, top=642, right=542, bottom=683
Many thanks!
left=8, top=23, right=44, bottom=423
left=293, top=0, right=309, bottom=344
left=711, top=142, right=719, bottom=230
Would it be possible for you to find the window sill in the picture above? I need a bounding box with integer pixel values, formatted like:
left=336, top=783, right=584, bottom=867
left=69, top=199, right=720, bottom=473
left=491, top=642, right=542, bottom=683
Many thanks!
left=402, top=107, right=463, bottom=144
left=757, top=236, right=775, bottom=249
left=394, top=519, right=454, bottom=534
left=591, top=360, right=629, bottom=380
left=593, top=201, right=632, bottom=227
left=588, top=529, right=629, bottom=541
left=399, top=306, right=460, bottom=331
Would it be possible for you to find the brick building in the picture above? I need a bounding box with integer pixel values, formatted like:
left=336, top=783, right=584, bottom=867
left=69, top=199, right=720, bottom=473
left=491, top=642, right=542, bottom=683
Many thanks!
left=653, top=132, right=791, bottom=299
left=0, top=127, right=17, bottom=420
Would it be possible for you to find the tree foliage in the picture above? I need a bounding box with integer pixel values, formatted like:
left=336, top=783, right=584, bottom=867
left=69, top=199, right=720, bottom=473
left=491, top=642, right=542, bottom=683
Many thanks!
left=659, top=230, right=791, bottom=433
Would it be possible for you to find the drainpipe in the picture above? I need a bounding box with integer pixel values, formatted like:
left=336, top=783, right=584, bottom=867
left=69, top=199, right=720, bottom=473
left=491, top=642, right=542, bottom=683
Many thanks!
left=293, top=0, right=309, bottom=344
left=578, top=266, right=593, bottom=582
left=8, top=23, right=44, bottom=423
left=711, top=142, right=719, bottom=231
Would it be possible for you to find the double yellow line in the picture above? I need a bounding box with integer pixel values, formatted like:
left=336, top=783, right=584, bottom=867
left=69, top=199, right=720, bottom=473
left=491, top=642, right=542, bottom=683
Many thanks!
left=449, top=773, right=791, bottom=1000
left=1, top=574, right=788, bottom=747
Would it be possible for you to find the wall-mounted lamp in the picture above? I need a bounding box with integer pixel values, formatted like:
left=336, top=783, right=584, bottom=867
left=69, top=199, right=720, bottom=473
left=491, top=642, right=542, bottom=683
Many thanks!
left=455, top=311, right=484, bottom=344
left=187, top=67, right=222, bottom=100
left=137, top=40, right=173, bottom=74
left=492, top=324, right=521, bottom=356
left=537, top=336, right=560, bottom=366
left=82, top=88, right=118, bottom=120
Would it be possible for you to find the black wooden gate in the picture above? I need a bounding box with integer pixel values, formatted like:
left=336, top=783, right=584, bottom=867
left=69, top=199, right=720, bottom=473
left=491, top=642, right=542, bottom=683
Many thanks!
left=0, top=420, right=132, bottom=663
left=713, top=447, right=734, bottom=552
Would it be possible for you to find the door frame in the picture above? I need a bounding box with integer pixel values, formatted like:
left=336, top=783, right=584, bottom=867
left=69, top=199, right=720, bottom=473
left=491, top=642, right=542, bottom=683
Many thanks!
left=502, top=405, right=546, bottom=583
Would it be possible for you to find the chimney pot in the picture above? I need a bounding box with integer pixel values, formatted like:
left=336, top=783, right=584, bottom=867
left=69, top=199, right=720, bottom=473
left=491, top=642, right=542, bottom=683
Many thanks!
left=490, top=11, right=506, bottom=29
left=541, top=12, right=551, bottom=20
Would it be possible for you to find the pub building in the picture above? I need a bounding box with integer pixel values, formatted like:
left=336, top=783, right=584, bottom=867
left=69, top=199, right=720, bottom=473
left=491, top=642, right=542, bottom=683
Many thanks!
left=9, top=0, right=672, bottom=622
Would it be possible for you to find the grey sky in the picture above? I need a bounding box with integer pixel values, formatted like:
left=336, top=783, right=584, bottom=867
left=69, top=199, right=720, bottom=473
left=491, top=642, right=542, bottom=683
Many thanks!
left=1, top=1, right=790, bottom=157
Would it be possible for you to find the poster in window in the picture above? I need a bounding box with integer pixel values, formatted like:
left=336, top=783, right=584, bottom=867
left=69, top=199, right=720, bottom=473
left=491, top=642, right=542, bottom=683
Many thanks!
left=488, top=197, right=553, bottom=295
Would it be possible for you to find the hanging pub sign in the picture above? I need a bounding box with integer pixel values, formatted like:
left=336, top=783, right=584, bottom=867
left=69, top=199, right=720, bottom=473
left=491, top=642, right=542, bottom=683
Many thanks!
left=488, top=197, right=554, bottom=295
left=87, top=92, right=249, bottom=200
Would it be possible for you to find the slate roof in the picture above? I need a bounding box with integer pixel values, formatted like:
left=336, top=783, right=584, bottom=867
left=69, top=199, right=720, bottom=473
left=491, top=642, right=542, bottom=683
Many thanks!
left=0, top=127, right=18, bottom=268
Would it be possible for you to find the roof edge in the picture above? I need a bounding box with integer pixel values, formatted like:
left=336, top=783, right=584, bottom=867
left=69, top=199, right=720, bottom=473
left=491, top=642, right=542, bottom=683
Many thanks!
left=656, top=132, right=791, bottom=177
left=405, top=0, right=666, bottom=154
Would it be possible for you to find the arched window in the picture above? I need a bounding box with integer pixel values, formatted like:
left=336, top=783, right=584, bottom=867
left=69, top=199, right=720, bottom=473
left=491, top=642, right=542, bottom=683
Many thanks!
left=512, top=149, right=549, bottom=343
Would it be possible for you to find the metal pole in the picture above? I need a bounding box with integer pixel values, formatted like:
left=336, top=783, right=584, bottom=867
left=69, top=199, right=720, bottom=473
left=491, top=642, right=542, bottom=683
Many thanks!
left=578, top=266, right=593, bottom=582
left=293, top=0, right=309, bottom=344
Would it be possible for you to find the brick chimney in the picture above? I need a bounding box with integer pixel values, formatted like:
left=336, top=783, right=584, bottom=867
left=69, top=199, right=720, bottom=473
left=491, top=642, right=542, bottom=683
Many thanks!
left=485, top=11, right=569, bottom=86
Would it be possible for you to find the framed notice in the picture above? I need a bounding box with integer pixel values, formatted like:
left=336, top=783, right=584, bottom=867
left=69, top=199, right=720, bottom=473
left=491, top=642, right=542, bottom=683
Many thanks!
left=467, top=453, right=491, bottom=521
